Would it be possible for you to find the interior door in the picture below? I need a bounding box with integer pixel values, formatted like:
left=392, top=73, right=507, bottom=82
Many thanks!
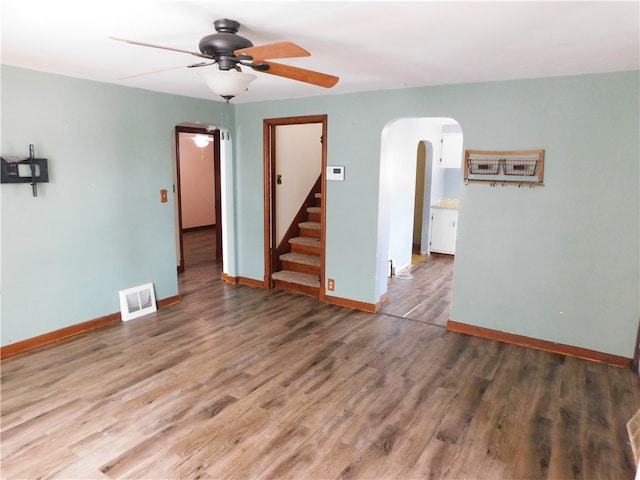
left=263, top=115, right=327, bottom=292
left=174, top=126, right=222, bottom=273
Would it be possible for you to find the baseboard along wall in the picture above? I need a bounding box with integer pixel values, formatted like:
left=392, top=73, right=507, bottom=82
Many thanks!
left=0, top=295, right=181, bottom=359
left=447, top=319, right=631, bottom=368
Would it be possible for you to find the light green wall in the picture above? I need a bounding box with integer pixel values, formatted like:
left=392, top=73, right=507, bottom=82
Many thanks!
left=235, top=96, right=390, bottom=300
left=450, top=73, right=640, bottom=358
left=234, top=71, right=639, bottom=357
left=2, top=65, right=638, bottom=359
left=1, top=65, right=226, bottom=345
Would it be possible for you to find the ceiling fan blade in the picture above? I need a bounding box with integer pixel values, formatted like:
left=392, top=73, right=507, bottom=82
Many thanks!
left=186, top=61, right=217, bottom=69
left=118, top=62, right=215, bottom=80
left=109, top=36, right=213, bottom=60
left=257, top=61, right=339, bottom=88
left=235, top=42, right=310, bottom=60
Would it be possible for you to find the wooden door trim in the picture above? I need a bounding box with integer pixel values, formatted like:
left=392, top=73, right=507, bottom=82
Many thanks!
left=632, top=320, right=640, bottom=374
left=212, top=129, right=222, bottom=262
left=318, top=118, right=327, bottom=301
left=262, top=122, right=276, bottom=287
left=175, top=126, right=222, bottom=273
left=263, top=114, right=328, bottom=294
left=174, top=127, right=185, bottom=273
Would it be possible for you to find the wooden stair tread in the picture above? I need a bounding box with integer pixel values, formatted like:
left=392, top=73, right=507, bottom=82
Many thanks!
left=276, top=186, right=322, bottom=298
left=280, top=252, right=320, bottom=267
left=299, top=221, right=321, bottom=230
left=272, top=270, right=320, bottom=288
left=289, top=236, right=321, bottom=248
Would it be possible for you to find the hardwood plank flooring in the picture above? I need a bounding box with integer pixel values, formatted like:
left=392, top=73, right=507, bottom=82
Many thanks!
left=1, top=230, right=639, bottom=479
left=381, top=253, right=454, bottom=327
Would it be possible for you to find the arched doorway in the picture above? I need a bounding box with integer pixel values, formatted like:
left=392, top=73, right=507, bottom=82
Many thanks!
left=375, top=117, right=463, bottom=303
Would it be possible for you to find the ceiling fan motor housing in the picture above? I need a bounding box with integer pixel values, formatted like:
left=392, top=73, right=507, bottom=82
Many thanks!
left=199, top=19, right=253, bottom=70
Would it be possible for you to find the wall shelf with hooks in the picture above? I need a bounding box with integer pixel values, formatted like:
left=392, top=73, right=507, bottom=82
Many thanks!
left=464, top=149, right=545, bottom=187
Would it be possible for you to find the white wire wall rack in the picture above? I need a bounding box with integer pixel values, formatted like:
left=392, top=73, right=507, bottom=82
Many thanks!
left=464, top=149, right=545, bottom=187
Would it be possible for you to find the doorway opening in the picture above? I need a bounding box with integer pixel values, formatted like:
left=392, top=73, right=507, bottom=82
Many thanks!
left=376, top=117, right=463, bottom=316
left=263, top=114, right=327, bottom=299
left=412, top=141, right=434, bottom=264
left=376, top=117, right=462, bottom=302
left=174, top=126, right=222, bottom=274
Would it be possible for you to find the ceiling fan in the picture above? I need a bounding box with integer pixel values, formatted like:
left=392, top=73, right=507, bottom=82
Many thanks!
left=110, top=18, right=339, bottom=101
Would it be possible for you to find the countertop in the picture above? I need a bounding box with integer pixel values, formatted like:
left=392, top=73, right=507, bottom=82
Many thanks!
left=431, top=197, right=459, bottom=210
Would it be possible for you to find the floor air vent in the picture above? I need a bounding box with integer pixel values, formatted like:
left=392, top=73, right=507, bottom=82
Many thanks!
left=118, top=283, right=157, bottom=321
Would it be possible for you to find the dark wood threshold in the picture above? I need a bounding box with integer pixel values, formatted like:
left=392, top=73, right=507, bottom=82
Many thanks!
left=0, top=294, right=182, bottom=359
left=182, top=225, right=216, bottom=233
left=447, top=319, right=632, bottom=368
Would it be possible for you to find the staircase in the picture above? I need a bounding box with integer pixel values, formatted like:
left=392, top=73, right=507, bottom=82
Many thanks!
left=272, top=193, right=322, bottom=297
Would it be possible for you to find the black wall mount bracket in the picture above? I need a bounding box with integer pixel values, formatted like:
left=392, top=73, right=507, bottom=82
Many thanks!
left=1, top=144, right=49, bottom=197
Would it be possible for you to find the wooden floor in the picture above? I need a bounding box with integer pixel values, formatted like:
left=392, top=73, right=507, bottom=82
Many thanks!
left=381, top=254, right=453, bottom=328
left=2, top=229, right=639, bottom=479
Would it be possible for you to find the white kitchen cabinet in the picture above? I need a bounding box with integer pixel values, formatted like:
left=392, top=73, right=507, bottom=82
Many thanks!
left=430, top=207, right=458, bottom=254
left=440, top=133, right=464, bottom=168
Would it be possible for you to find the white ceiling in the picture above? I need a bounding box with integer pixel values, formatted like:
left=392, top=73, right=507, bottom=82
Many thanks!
left=2, top=1, right=639, bottom=104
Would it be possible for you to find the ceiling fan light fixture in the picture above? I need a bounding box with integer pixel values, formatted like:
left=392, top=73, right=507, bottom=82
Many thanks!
left=199, top=67, right=257, bottom=101
left=112, top=18, right=338, bottom=97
